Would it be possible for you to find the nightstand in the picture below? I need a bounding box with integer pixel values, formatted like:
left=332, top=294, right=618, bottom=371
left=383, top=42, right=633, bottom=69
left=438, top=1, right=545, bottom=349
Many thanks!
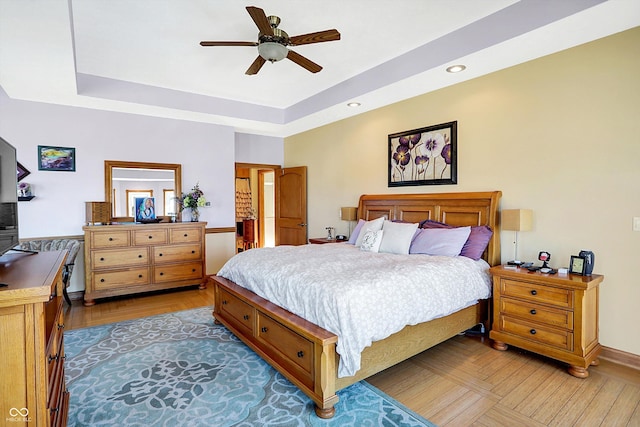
left=489, top=265, right=603, bottom=378
left=308, top=238, right=347, bottom=244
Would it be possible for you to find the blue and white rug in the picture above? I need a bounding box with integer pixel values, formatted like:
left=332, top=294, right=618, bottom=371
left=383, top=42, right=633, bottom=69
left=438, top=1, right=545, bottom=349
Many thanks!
left=65, top=307, right=436, bottom=427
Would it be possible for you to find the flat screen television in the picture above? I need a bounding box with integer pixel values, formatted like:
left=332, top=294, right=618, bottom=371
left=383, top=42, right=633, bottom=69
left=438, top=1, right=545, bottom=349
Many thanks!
left=0, top=136, right=19, bottom=256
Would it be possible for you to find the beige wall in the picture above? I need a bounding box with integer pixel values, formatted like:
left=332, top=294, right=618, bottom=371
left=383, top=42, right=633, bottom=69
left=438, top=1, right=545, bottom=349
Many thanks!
left=285, top=27, right=640, bottom=356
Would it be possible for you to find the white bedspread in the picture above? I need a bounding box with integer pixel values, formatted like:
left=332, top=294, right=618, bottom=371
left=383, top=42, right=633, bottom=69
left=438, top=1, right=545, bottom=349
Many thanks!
left=216, top=243, right=491, bottom=377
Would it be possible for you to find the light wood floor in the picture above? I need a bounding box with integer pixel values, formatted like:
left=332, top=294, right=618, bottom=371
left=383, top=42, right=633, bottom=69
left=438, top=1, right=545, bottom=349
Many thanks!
left=66, top=286, right=640, bottom=427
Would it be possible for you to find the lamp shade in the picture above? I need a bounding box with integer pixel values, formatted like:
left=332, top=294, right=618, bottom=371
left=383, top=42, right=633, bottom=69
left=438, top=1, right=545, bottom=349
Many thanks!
left=340, top=207, right=357, bottom=221
left=501, top=209, right=533, bottom=232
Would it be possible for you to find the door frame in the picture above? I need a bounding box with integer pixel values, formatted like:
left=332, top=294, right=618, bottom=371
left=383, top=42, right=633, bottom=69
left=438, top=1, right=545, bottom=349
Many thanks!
left=235, top=163, right=280, bottom=248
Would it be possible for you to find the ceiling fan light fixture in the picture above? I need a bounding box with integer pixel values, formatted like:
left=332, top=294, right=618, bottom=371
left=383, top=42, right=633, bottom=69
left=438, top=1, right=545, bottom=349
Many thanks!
left=258, top=42, right=288, bottom=62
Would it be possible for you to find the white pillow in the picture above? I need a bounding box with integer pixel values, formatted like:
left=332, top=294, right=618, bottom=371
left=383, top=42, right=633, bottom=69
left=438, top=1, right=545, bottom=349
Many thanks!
left=354, top=217, right=385, bottom=247
left=409, top=226, right=471, bottom=256
left=360, top=230, right=384, bottom=252
left=379, top=220, right=419, bottom=255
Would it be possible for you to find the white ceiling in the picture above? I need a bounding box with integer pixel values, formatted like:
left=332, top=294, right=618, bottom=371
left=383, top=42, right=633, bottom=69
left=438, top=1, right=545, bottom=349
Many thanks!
left=1, top=0, right=638, bottom=137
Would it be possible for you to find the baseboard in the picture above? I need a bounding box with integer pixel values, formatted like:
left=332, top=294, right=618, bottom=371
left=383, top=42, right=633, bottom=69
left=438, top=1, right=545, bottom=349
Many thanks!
left=600, top=345, right=640, bottom=370
left=68, top=290, right=84, bottom=301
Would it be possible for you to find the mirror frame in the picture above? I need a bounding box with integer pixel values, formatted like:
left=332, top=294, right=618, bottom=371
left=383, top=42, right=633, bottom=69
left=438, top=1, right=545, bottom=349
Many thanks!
left=104, top=160, right=182, bottom=221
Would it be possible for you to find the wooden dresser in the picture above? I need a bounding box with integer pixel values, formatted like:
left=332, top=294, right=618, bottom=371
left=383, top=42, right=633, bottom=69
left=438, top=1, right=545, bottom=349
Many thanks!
left=83, top=222, right=207, bottom=306
left=0, top=250, right=68, bottom=427
left=489, top=265, right=603, bottom=378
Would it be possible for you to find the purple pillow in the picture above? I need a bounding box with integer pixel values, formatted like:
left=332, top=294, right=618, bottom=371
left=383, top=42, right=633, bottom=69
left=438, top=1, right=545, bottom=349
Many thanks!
left=347, top=219, right=365, bottom=244
left=419, top=220, right=493, bottom=260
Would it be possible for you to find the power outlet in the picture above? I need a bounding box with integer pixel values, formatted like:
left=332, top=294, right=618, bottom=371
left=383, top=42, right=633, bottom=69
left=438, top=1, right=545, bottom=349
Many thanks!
left=634, top=217, right=640, bottom=231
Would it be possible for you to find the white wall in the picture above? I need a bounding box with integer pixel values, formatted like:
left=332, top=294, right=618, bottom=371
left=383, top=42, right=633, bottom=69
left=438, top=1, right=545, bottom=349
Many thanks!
left=235, top=132, right=284, bottom=165
left=0, top=85, right=241, bottom=291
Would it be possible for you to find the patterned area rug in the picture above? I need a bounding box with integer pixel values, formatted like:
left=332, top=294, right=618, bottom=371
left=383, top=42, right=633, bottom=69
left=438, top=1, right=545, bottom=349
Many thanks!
left=65, top=307, right=436, bottom=427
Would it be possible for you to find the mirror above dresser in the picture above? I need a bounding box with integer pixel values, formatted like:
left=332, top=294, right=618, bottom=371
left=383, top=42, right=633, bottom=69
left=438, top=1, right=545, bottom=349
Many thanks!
left=104, top=160, right=182, bottom=221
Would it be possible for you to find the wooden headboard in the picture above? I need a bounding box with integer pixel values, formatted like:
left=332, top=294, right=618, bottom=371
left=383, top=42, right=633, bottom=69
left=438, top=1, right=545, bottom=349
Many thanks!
left=357, top=191, right=502, bottom=266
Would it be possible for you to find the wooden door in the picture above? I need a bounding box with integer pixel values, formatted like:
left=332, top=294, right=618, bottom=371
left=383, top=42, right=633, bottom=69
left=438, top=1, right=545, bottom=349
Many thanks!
left=275, top=166, right=307, bottom=246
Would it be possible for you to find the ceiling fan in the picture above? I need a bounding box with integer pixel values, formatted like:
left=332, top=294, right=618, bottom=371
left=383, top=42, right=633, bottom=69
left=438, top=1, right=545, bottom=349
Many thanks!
left=200, top=6, right=340, bottom=75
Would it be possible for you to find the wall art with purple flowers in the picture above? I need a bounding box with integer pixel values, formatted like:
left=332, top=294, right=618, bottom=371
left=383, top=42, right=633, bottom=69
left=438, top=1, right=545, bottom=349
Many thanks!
left=388, top=121, right=457, bottom=187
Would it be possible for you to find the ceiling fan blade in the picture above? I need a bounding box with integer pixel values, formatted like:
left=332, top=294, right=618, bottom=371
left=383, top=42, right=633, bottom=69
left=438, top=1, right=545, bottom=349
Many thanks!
left=289, top=29, right=340, bottom=46
left=246, top=6, right=274, bottom=36
left=286, top=50, right=322, bottom=73
left=200, top=41, right=258, bottom=47
left=246, top=56, right=267, bottom=75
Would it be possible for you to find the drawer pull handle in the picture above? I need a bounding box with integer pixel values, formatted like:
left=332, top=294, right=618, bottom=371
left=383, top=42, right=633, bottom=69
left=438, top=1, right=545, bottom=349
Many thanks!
left=261, top=327, right=268, bottom=333
left=530, top=309, right=537, bottom=315
left=160, top=272, right=164, bottom=276
left=148, top=235, right=153, bottom=239
left=191, top=250, right=196, bottom=254
left=530, top=290, right=537, bottom=295
left=138, top=254, right=143, bottom=258
left=108, top=237, right=113, bottom=241
left=297, top=351, right=304, bottom=358
left=159, top=253, right=163, bottom=257
left=192, top=268, right=196, bottom=272
left=222, top=300, right=228, bottom=305
left=100, top=257, right=105, bottom=261
left=138, top=274, right=143, bottom=278
left=530, top=329, right=537, bottom=335
left=100, top=278, right=105, bottom=283
left=243, top=314, right=250, bottom=320
left=184, top=233, right=188, bottom=237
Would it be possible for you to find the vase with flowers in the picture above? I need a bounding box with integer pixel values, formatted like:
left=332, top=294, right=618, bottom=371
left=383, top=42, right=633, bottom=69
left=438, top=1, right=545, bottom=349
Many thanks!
left=177, top=183, right=206, bottom=222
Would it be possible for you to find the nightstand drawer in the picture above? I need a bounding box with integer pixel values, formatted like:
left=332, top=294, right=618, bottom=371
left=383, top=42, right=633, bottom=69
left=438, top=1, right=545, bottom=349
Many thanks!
left=500, top=315, right=573, bottom=351
left=500, top=297, right=573, bottom=329
left=501, top=279, right=573, bottom=309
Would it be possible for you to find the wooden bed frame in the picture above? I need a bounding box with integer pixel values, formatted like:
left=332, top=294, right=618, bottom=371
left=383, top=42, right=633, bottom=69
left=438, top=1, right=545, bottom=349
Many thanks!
left=211, top=191, right=501, bottom=418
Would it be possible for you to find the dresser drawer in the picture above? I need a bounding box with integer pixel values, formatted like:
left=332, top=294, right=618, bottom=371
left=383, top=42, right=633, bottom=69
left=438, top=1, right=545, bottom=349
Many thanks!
left=256, top=311, right=314, bottom=388
left=500, top=315, right=573, bottom=351
left=133, top=229, right=168, bottom=245
left=501, top=279, right=573, bottom=309
left=153, top=262, right=203, bottom=283
left=92, top=230, right=130, bottom=248
left=92, top=248, right=149, bottom=268
left=49, top=353, right=66, bottom=426
left=170, top=227, right=202, bottom=243
left=152, top=244, right=202, bottom=263
left=47, top=333, right=64, bottom=400
left=93, top=268, right=150, bottom=290
left=500, top=297, right=573, bottom=329
left=218, top=288, right=254, bottom=335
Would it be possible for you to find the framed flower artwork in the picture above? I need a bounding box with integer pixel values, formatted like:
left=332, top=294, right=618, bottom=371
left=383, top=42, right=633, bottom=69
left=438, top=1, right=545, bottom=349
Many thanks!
left=388, top=121, right=457, bottom=187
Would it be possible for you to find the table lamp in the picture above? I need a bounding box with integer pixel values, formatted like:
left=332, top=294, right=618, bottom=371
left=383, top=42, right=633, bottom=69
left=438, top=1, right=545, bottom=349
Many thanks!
left=501, top=209, right=533, bottom=265
left=340, top=207, right=357, bottom=237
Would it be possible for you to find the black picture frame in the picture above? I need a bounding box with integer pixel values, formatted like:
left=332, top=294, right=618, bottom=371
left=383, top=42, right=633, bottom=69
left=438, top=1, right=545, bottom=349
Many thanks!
left=569, top=255, right=586, bottom=275
left=388, top=121, right=457, bottom=187
left=17, top=162, right=30, bottom=182
left=38, top=145, right=76, bottom=171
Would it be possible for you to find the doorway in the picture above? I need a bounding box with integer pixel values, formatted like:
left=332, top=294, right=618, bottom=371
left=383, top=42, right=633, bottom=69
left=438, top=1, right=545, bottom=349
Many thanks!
left=235, top=163, right=278, bottom=251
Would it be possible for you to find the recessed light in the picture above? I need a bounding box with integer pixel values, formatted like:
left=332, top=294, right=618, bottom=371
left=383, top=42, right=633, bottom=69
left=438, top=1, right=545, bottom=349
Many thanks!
left=446, top=65, right=466, bottom=73
left=347, top=102, right=361, bottom=108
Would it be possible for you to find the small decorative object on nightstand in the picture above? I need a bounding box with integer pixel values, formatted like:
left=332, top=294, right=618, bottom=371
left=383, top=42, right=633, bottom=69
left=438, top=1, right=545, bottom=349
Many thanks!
left=489, top=265, right=603, bottom=378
